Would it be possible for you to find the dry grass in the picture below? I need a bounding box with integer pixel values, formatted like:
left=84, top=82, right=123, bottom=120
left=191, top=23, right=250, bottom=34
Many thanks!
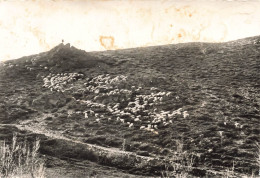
left=255, top=142, right=260, bottom=177
left=256, top=143, right=260, bottom=168
left=0, top=133, right=45, bottom=178
left=161, top=140, right=195, bottom=178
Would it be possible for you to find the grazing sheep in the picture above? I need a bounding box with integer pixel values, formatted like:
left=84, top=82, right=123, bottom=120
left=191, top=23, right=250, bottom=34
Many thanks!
left=120, top=119, right=125, bottom=123
left=113, top=110, right=120, bottom=114
left=76, top=111, right=82, bottom=115
left=218, top=131, right=223, bottom=136
left=149, top=128, right=155, bottom=132
left=134, top=118, right=140, bottom=122
left=140, top=126, right=146, bottom=130
left=163, top=122, right=168, bottom=126
left=172, top=108, right=182, bottom=115
left=129, top=123, right=134, bottom=128
left=166, top=92, right=171, bottom=97
left=234, top=122, right=239, bottom=128
left=84, top=112, right=88, bottom=118
left=183, top=111, right=189, bottom=118
left=107, top=107, right=113, bottom=113
left=113, top=104, right=119, bottom=109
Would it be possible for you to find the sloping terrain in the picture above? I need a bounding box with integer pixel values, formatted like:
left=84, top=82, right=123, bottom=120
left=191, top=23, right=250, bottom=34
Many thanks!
left=0, top=37, right=259, bottom=177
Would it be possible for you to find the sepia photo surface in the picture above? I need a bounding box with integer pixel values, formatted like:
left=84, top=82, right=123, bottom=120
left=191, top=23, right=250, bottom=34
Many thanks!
left=0, top=0, right=259, bottom=177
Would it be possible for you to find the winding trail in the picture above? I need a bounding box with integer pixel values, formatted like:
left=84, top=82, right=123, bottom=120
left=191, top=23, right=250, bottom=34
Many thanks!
left=0, top=123, right=248, bottom=177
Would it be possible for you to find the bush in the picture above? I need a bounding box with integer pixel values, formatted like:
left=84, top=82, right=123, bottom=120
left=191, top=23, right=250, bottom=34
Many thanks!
left=161, top=140, right=195, bottom=178
left=0, top=133, right=45, bottom=178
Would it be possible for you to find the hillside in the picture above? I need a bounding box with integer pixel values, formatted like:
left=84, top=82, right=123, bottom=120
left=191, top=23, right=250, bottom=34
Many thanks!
left=0, top=37, right=259, bottom=177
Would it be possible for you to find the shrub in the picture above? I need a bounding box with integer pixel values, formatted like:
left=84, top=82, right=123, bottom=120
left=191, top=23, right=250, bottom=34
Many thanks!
left=0, top=133, right=45, bottom=178
left=161, top=140, right=195, bottom=178
left=256, top=142, right=260, bottom=174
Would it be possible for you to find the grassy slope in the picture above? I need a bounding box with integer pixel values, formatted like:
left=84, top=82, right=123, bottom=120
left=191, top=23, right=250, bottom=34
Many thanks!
left=0, top=37, right=259, bottom=177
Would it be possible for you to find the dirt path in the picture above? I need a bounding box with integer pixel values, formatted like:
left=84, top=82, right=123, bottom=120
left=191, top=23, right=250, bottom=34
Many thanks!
left=0, top=123, right=250, bottom=177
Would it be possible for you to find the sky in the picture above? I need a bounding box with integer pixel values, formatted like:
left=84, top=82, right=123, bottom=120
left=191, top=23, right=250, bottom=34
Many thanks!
left=0, top=0, right=260, bottom=61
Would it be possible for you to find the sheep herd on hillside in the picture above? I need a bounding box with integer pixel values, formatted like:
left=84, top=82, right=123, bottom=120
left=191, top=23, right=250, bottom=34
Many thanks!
left=1, top=54, right=50, bottom=72
left=41, top=73, right=189, bottom=133
left=2, top=62, right=19, bottom=69
left=42, top=73, right=84, bottom=92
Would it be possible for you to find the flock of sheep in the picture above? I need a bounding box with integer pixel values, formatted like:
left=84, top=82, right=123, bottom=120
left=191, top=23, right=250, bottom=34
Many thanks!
left=2, top=62, right=19, bottom=69
left=42, top=72, right=84, bottom=92
left=1, top=59, right=190, bottom=134
left=41, top=73, right=189, bottom=133
left=1, top=54, right=49, bottom=72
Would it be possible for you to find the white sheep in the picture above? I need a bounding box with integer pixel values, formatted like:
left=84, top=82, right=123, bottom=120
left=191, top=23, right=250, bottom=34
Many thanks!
left=149, top=128, right=155, bottom=132
left=140, top=126, right=146, bottom=130
left=172, top=108, right=182, bottom=115
left=107, top=107, right=113, bottom=113
left=134, top=118, right=140, bottom=122
left=113, top=110, right=120, bottom=115
left=129, top=123, right=134, bottom=128
left=234, top=122, right=239, bottom=128
left=163, top=122, right=168, bottom=126
left=183, top=111, right=189, bottom=118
